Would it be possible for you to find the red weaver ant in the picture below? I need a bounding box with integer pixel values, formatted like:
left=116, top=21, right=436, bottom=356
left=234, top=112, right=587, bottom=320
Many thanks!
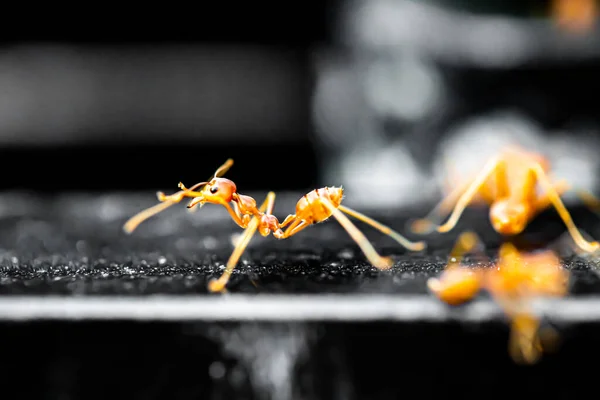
left=123, top=159, right=426, bottom=292
left=428, top=232, right=569, bottom=364
left=410, top=146, right=600, bottom=253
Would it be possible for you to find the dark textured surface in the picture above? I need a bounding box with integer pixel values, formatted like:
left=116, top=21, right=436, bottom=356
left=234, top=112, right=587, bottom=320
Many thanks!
left=1, top=191, right=600, bottom=399
left=0, top=191, right=599, bottom=296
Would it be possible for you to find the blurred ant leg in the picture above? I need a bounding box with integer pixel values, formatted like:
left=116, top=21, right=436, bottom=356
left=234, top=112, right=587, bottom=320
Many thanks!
left=409, top=179, right=472, bottom=235
left=426, top=231, right=486, bottom=305
left=338, top=205, right=426, bottom=251
left=533, top=179, right=570, bottom=211
left=508, top=312, right=543, bottom=365
left=320, top=198, right=393, bottom=270
left=437, top=157, right=507, bottom=233
left=573, top=188, right=600, bottom=220
left=497, top=242, right=522, bottom=264
left=531, top=163, right=600, bottom=252
left=412, top=156, right=509, bottom=235
left=207, top=192, right=276, bottom=293
left=447, top=231, right=486, bottom=268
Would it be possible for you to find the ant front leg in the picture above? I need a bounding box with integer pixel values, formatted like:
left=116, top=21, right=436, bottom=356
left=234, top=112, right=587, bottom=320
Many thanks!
left=436, top=156, right=507, bottom=233
left=207, top=192, right=277, bottom=293
left=123, top=189, right=192, bottom=234
left=410, top=160, right=498, bottom=235
left=187, top=194, right=250, bottom=230
left=412, top=156, right=507, bottom=235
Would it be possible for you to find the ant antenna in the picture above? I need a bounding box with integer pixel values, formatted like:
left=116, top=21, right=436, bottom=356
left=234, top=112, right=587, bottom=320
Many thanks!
left=214, top=158, right=234, bottom=178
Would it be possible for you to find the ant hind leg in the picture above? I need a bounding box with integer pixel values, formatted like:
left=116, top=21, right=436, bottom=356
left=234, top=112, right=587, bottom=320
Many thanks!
left=338, top=205, right=426, bottom=251
left=320, top=198, right=393, bottom=270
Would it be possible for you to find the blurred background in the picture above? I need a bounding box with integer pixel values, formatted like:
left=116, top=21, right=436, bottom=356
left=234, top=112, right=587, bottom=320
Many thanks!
left=3, top=0, right=600, bottom=210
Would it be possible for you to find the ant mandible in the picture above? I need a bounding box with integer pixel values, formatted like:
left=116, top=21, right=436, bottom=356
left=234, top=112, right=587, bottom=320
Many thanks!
left=410, top=146, right=600, bottom=253
left=428, top=232, right=569, bottom=364
left=123, top=159, right=427, bottom=293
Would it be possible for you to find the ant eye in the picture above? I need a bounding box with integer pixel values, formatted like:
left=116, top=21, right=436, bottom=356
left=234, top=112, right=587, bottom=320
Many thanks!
left=210, top=186, right=219, bottom=194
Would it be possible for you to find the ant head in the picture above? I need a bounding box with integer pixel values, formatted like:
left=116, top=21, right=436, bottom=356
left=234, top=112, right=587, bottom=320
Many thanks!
left=490, top=199, right=530, bottom=236
left=199, top=177, right=237, bottom=204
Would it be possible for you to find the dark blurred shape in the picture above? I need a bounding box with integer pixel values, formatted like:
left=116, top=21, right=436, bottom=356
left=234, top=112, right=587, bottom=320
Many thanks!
left=0, top=45, right=306, bottom=146
left=0, top=44, right=316, bottom=192
left=0, top=2, right=343, bottom=193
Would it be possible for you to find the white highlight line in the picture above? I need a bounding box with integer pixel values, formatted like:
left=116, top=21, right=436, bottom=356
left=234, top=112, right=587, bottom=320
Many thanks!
left=0, top=295, right=597, bottom=322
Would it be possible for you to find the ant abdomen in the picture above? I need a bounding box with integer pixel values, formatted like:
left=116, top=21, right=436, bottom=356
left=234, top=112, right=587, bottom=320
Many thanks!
left=296, top=187, right=344, bottom=224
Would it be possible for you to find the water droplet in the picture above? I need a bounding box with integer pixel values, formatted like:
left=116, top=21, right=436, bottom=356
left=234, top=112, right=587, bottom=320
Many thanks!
left=337, top=249, right=353, bottom=259
left=230, top=233, right=242, bottom=248
left=158, top=256, right=167, bottom=265
left=208, top=361, right=226, bottom=379
left=203, top=236, right=218, bottom=249
left=76, top=240, right=87, bottom=252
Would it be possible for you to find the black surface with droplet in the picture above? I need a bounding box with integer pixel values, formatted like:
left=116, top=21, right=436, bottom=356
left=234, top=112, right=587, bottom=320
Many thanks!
left=0, top=192, right=599, bottom=295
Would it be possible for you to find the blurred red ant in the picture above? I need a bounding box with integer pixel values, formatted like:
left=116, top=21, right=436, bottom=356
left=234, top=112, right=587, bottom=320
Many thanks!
left=410, top=146, right=600, bottom=253
left=123, top=159, right=426, bottom=292
left=428, top=232, right=569, bottom=364
left=552, top=0, right=597, bottom=34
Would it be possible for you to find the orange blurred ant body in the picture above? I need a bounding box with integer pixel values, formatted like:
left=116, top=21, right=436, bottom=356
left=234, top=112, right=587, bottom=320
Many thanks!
left=428, top=232, right=569, bottom=364
left=552, top=0, right=597, bottom=34
left=123, top=159, right=426, bottom=292
left=411, top=146, right=600, bottom=253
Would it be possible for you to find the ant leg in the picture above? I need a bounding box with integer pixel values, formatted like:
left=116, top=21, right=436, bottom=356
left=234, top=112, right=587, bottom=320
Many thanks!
left=337, top=205, right=426, bottom=251
left=280, top=220, right=309, bottom=238
left=530, top=163, right=600, bottom=253
left=218, top=202, right=251, bottom=229
left=410, top=158, right=503, bottom=235
left=409, top=178, right=472, bottom=235
left=509, top=313, right=543, bottom=365
left=319, top=197, right=393, bottom=270
left=279, top=215, right=297, bottom=229
left=447, top=231, right=487, bottom=267
left=573, top=189, right=600, bottom=219
left=437, top=157, right=505, bottom=233
left=207, top=192, right=276, bottom=293
left=123, top=190, right=190, bottom=234
left=533, top=179, right=570, bottom=211
left=272, top=217, right=308, bottom=239
left=557, top=182, right=600, bottom=222
left=427, top=231, right=485, bottom=305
